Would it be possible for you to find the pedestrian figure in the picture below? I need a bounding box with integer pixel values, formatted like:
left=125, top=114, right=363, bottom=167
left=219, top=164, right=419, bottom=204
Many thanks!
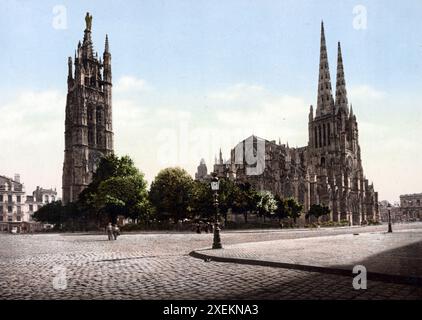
left=106, top=223, right=113, bottom=241
left=112, top=224, right=120, bottom=240
left=196, top=223, right=201, bottom=234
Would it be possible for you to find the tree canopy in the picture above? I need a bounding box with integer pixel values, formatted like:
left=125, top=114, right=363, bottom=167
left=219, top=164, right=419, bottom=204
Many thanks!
left=306, top=204, right=331, bottom=222
left=149, top=167, right=194, bottom=222
left=256, top=191, right=278, bottom=218
left=81, top=154, right=149, bottom=224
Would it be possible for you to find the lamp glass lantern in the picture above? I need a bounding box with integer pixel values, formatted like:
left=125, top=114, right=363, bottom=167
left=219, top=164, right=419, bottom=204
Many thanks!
left=211, top=180, right=219, bottom=191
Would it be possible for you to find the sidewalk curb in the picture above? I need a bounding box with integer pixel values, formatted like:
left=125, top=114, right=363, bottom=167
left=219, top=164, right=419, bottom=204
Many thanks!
left=189, top=250, right=422, bottom=287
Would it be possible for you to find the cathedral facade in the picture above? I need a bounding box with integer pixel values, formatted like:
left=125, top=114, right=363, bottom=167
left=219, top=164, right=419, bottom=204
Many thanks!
left=210, top=23, right=379, bottom=225
left=62, top=13, right=114, bottom=204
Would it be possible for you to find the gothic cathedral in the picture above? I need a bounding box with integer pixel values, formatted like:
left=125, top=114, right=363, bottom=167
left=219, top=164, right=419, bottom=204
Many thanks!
left=62, top=13, right=114, bottom=204
left=210, top=22, right=379, bottom=225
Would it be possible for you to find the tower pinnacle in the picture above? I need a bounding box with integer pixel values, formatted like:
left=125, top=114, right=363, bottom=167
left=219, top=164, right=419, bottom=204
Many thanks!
left=104, top=34, right=109, bottom=53
left=316, top=21, right=334, bottom=117
left=67, top=57, right=73, bottom=79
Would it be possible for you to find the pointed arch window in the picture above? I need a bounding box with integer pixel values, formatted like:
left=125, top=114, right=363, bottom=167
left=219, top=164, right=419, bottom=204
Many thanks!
left=88, top=105, right=95, bottom=123
left=96, top=107, right=103, bottom=126
left=88, top=129, right=94, bottom=144
left=323, top=123, right=326, bottom=146
left=318, top=125, right=322, bottom=148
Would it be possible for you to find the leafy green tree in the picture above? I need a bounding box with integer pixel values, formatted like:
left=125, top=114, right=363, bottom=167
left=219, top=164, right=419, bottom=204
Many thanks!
left=149, top=167, right=194, bottom=222
left=273, top=195, right=289, bottom=224
left=78, top=154, right=149, bottom=225
left=191, top=180, right=214, bottom=220
left=94, top=175, right=149, bottom=223
left=218, top=178, right=239, bottom=223
left=285, top=197, right=304, bottom=224
left=306, top=204, right=331, bottom=222
left=191, top=178, right=244, bottom=223
left=233, top=182, right=258, bottom=223
left=33, top=201, right=64, bottom=225
left=256, top=191, right=278, bottom=221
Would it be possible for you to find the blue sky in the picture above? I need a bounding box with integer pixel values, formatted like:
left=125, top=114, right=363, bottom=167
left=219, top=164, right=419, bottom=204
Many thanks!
left=1, top=0, right=421, bottom=202
left=2, top=0, right=422, bottom=94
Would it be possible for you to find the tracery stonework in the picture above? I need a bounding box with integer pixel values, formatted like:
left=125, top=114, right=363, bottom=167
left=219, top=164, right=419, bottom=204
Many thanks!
left=209, top=23, right=379, bottom=225
left=62, top=13, right=114, bottom=204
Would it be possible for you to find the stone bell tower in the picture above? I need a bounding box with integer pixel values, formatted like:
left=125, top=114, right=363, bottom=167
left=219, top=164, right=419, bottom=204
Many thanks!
left=62, top=13, right=114, bottom=204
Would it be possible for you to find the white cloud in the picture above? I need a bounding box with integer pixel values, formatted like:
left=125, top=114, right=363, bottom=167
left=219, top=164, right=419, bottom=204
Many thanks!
left=211, top=84, right=309, bottom=146
left=113, top=80, right=310, bottom=184
left=208, top=83, right=266, bottom=101
left=0, top=90, right=65, bottom=196
left=114, top=75, right=151, bottom=93
left=349, top=85, right=386, bottom=100
left=345, top=85, right=422, bottom=202
left=2, top=78, right=421, bottom=204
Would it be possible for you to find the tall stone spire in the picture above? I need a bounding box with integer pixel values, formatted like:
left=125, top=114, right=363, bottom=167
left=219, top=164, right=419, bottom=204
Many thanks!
left=316, top=21, right=334, bottom=117
left=335, top=42, right=349, bottom=114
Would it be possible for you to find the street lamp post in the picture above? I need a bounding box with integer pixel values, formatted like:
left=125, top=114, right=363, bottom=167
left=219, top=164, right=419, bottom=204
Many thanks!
left=387, top=203, right=393, bottom=233
left=211, top=172, right=222, bottom=249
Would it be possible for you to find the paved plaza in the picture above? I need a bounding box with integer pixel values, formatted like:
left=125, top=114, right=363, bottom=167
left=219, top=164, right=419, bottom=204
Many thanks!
left=0, top=223, right=421, bottom=300
left=194, top=226, right=422, bottom=284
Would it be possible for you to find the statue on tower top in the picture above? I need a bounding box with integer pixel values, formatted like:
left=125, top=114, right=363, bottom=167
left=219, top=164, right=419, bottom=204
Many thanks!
left=85, top=12, right=93, bottom=31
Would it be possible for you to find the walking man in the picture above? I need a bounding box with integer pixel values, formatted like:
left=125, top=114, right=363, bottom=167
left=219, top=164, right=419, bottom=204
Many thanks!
left=106, top=223, right=113, bottom=241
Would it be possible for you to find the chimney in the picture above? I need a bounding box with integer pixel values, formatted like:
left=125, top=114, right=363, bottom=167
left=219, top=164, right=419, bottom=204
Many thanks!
left=14, top=174, right=20, bottom=183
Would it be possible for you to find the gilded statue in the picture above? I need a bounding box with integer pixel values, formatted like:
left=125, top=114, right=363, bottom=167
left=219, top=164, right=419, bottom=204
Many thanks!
left=85, top=12, right=92, bottom=31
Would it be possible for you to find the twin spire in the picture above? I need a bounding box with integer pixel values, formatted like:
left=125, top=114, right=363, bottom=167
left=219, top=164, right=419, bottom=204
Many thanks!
left=335, top=42, right=348, bottom=114
left=316, top=21, right=349, bottom=117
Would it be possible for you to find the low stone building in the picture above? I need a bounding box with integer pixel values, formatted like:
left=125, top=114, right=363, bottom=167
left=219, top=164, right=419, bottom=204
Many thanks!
left=33, top=186, right=57, bottom=204
left=0, top=174, right=58, bottom=232
left=378, top=202, right=401, bottom=223
left=399, top=194, right=422, bottom=221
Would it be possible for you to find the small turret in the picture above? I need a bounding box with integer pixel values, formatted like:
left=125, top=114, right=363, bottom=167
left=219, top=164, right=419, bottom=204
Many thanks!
left=67, top=57, right=73, bottom=79
left=67, top=57, right=73, bottom=88
left=103, top=34, right=112, bottom=85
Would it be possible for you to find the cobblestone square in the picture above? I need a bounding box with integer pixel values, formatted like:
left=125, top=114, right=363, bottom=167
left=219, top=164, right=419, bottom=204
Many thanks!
left=1, top=224, right=421, bottom=300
